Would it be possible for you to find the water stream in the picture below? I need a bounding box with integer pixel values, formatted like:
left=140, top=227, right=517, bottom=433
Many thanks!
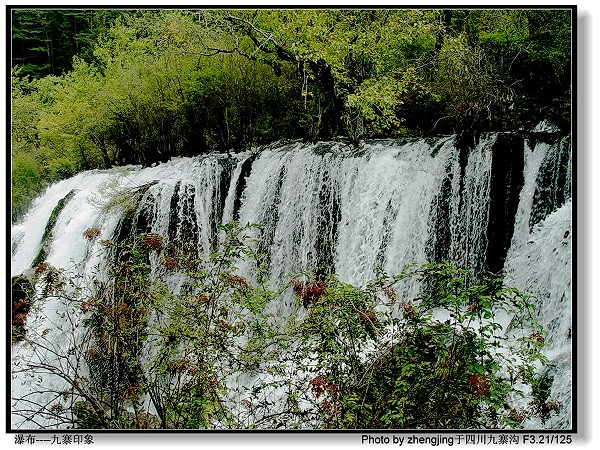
left=11, top=133, right=572, bottom=429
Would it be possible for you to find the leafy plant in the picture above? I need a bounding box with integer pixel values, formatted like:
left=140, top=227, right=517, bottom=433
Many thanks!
left=13, top=224, right=556, bottom=429
left=294, top=262, right=553, bottom=429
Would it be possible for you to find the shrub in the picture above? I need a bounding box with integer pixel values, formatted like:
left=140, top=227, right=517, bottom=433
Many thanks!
left=294, top=262, right=553, bottom=429
left=13, top=224, right=556, bottom=430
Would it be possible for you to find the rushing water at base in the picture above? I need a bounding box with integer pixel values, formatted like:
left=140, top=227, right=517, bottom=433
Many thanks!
left=11, top=133, right=572, bottom=429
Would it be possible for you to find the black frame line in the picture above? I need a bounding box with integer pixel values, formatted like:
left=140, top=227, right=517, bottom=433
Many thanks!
left=6, top=3, right=577, bottom=436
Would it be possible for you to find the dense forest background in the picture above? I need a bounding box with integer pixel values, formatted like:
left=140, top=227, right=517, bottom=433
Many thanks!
left=11, top=8, right=572, bottom=220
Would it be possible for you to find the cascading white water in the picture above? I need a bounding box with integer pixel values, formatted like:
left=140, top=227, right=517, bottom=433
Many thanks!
left=11, top=133, right=572, bottom=429
left=10, top=156, right=242, bottom=428
left=234, top=137, right=494, bottom=301
left=503, top=138, right=572, bottom=429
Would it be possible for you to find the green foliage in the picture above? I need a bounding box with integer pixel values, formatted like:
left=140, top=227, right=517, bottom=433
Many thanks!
left=295, top=262, right=551, bottom=429
left=11, top=8, right=571, bottom=221
left=67, top=222, right=285, bottom=428
left=135, top=222, right=282, bottom=428
left=16, top=222, right=557, bottom=429
left=12, top=9, right=125, bottom=78
left=512, top=10, right=573, bottom=131
left=78, top=231, right=160, bottom=428
left=11, top=154, right=44, bottom=221
left=31, top=190, right=77, bottom=266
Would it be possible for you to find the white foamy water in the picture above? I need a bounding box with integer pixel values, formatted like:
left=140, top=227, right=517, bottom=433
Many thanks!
left=11, top=135, right=572, bottom=429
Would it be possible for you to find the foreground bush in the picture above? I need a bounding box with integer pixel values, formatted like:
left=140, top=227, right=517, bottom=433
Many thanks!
left=12, top=223, right=557, bottom=429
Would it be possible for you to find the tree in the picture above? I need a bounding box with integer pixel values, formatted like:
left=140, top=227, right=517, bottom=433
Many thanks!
left=11, top=8, right=573, bottom=221
left=12, top=9, right=124, bottom=78
left=212, top=9, right=442, bottom=141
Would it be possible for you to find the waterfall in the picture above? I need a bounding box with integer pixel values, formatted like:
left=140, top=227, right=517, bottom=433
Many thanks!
left=503, top=137, right=572, bottom=429
left=11, top=133, right=572, bottom=429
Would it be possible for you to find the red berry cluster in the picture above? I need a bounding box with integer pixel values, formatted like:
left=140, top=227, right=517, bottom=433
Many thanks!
left=468, top=374, right=491, bottom=397
left=293, top=280, right=327, bottom=307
